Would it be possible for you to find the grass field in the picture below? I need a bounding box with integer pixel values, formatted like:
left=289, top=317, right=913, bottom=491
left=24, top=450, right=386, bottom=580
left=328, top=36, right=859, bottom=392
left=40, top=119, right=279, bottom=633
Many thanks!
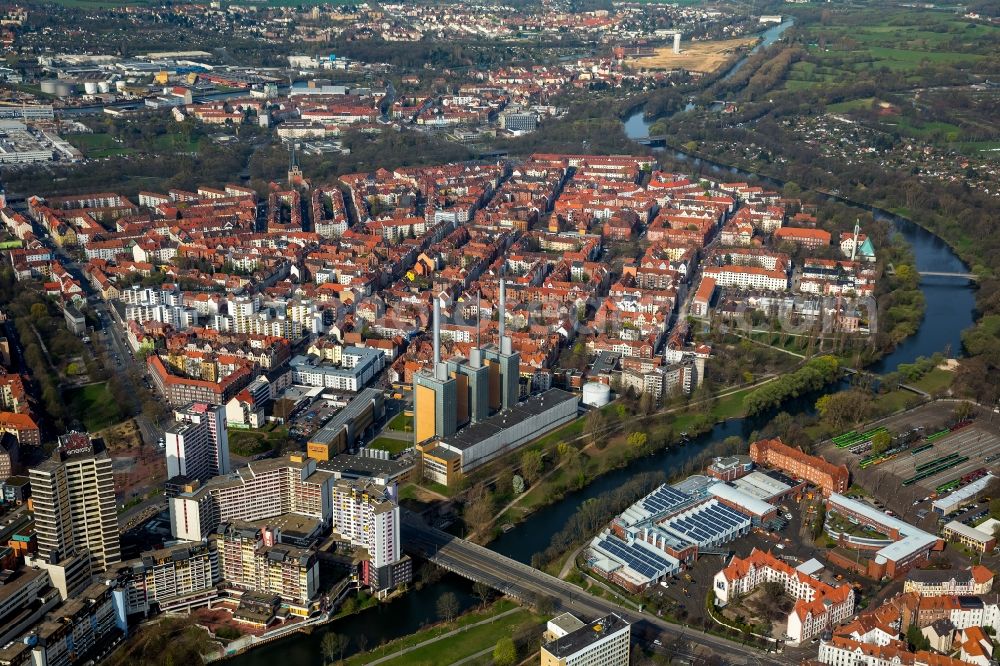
left=794, top=11, right=994, bottom=80
left=343, top=599, right=543, bottom=666
left=888, top=116, right=963, bottom=141
left=229, top=425, right=289, bottom=457
left=909, top=367, right=955, bottom=395
left=826, top=97, right=877, bottom=113
left=387, top=412, right=413, bottom=432
left=151, top=134, right=201, bottom=153
left=65, top=382, right=125, bottom=431
left=67, top=133, right=135, bottom=159
left=343, top=601, right=539, bottom=666
left=368, top=436, right=412, bottom=455
left=626, top=37, right=757, bottom=73
left=69, top=132, right=200, bottom=158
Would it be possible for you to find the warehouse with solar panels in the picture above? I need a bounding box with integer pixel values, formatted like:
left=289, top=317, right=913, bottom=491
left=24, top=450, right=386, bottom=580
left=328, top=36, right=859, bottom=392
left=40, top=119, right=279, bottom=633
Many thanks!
left=588, top=478, right=767, bottom=592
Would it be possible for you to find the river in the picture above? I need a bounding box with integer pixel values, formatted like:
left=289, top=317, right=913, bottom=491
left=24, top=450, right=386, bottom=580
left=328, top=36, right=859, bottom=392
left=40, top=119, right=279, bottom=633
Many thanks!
left=722, top=19, right=795, bottom=82
left=234, top=138, right=975, bottom=666
left=622, top=108, right=976, bottom=370
left=232, top=21, right=976, bottom=665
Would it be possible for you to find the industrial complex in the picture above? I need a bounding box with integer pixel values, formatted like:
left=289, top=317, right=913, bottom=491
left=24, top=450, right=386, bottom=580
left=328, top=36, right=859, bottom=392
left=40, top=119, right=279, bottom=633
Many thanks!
left=415, top=280, right=580, bottom=485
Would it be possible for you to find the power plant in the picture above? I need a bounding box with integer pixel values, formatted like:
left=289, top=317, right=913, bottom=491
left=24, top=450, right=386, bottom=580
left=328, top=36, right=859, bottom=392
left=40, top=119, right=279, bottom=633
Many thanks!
left=413, top=279, right=522, bottom=443
left=414, top=279, right=579, bottom=485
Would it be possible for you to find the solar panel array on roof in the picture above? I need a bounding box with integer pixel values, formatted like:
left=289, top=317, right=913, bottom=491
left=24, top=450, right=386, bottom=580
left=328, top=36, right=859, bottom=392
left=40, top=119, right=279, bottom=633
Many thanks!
left=663, top=500, right=750, bottom=547
left=594, top=537, right=676, bottom=579
left=641, top=485, right=690, bottom=515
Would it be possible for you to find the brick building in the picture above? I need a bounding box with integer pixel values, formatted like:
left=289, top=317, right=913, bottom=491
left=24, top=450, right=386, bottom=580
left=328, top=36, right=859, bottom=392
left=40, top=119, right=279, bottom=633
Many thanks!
left=749, top=437, right=848, bottom=495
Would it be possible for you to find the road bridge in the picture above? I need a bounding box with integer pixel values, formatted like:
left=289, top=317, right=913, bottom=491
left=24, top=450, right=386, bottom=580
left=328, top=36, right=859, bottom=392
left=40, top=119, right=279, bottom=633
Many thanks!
left=401, top=515, right=791, bottom=665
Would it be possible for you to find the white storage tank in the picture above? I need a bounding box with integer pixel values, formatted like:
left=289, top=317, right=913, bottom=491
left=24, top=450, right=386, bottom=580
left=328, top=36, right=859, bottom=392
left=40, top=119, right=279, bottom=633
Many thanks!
left=40, top=79, right=58, bottom=95
left=582, top=381, right=611, bottom=408
left=84, top=81, right=98, bottom=95
left=97, top=81, right=111, bottom=94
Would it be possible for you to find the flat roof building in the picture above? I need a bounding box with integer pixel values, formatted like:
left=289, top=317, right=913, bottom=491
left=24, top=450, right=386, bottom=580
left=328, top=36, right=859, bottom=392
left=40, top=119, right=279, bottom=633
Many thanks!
left=932, top=474, right=996, bottom=515
left=828, top=493, right=940, bottom=578
left=307, top=387, right=384, bottom=460
left=541, top=613, right=630, bottom=666
left=316, top=450, right=415, bottom=485
left=418, top=388, right=579, bottom=484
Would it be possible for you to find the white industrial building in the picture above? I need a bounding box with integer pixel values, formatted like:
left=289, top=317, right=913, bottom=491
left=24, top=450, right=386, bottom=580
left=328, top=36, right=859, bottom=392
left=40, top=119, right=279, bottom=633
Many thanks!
left=932, top=473, right=996, bottom=515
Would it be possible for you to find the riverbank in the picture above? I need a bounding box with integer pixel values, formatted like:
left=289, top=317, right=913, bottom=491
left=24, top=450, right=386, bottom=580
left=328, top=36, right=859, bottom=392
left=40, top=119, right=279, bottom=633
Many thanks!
left=477, top=375, right=780, bottom=537
left=339, top=599, right=540, bottom=666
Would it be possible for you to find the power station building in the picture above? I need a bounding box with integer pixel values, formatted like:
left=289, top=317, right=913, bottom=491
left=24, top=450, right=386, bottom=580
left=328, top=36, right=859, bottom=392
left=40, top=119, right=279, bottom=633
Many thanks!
left=415, top=280, right=580, bottom=485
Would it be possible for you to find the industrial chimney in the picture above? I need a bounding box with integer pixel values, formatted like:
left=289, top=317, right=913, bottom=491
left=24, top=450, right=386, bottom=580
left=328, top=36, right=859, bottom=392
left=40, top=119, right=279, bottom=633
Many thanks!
left=432, top=297, right=442, bottom=376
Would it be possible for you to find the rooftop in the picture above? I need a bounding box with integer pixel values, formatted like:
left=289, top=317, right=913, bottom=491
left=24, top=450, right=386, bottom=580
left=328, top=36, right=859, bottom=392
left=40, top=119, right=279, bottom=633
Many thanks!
left=437, top=388, right=577, bottom=452
left=542, top=613, right=630, bottom=659
left=730, top=470, right=791, bottom=500
left=317, top=450, right=415, bottom=481
left=309, top=387, right=383, bottom=447
left=249, top=512, right=321, bottom=540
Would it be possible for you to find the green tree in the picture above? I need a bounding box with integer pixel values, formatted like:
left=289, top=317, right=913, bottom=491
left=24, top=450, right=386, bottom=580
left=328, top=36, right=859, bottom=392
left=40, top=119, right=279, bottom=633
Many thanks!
left=520, top=449, right=543, bottom=485
left=493, top=636, right=518, bottom=666
left=29, top=302, right=47, bottom=322
left=626, top=431, right=648, bottom=449
left=870, top=430, right=891, bottom=456
left=906, top=623, right=930, bottom=651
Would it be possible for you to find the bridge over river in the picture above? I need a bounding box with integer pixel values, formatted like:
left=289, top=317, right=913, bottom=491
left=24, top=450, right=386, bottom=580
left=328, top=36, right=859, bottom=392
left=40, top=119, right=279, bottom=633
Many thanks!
left=402, top=514, right=791, bottom=665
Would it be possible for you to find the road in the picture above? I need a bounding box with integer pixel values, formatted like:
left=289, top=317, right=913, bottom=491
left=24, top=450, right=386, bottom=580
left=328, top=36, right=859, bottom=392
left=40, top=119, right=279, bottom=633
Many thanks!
left=39, top=238, right=165, bottom=447
left=401, top=516, right=789, bottom=666
left=90, top=298, right=163, bottom=446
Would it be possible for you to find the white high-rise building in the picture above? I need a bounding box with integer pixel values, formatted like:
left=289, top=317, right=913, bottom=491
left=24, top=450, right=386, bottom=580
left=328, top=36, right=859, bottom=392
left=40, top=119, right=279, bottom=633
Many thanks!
left=165, top=402, right=230, bottom=482
left=168, top=456, right=411, bottom=594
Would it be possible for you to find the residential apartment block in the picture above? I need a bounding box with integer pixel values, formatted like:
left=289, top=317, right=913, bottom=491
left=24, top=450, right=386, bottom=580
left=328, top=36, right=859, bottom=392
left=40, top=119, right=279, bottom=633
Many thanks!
left=714, top=548, right=855, bottom=644
left=165, top=402, right=230, bottom=483
left=749, top=437, right=849, bottom=496
left=28, top=433, right=120, bottom=598
left=211, top=522, right=319, bottom=615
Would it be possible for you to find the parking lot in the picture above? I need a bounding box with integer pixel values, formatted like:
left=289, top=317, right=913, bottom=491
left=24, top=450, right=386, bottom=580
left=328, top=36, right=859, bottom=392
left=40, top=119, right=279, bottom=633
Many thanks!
left=290, top=397, right=342, bottom=437
left=869, top=425, right=1000, bottom=494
